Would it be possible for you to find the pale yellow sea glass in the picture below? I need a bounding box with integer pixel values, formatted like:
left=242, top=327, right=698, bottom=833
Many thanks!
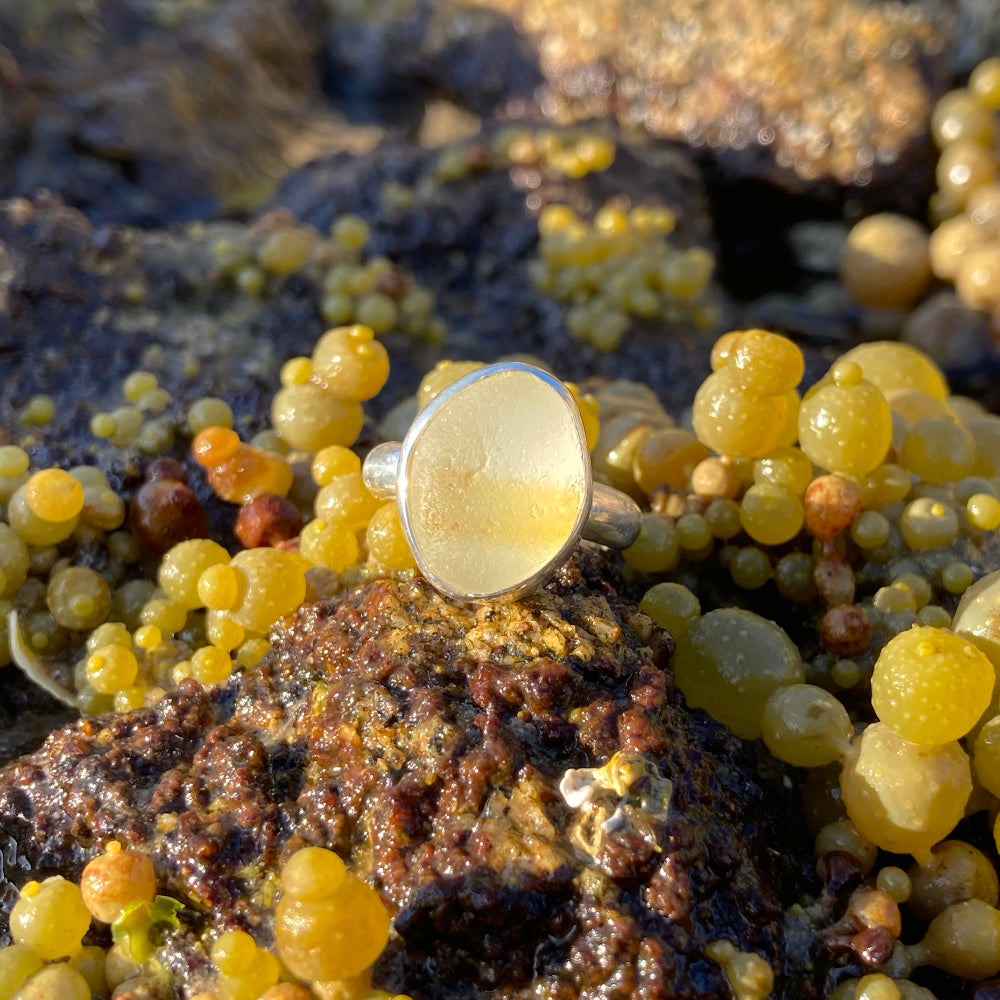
left=404, top=368, right=589, bottom=598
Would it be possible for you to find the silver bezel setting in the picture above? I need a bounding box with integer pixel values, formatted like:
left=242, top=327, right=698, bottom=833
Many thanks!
left=395, top=362, right=594, bottom=603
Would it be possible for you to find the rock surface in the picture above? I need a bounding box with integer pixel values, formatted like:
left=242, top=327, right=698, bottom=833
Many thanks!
left=0, top=548, right=795, bottom=998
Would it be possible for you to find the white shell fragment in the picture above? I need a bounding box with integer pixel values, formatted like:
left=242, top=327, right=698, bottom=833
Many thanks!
left=400, top=365, right=591, bottom=601
left=8, top=609, right=79, bottom=708
left=559, top=751, right=674, bottom=858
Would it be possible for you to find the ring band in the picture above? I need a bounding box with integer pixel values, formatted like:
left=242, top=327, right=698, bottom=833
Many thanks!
left=363, top=363, right=642, bottom=602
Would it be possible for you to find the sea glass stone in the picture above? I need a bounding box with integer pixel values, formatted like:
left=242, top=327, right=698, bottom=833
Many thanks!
left=401, top=365, right=591, bottom=600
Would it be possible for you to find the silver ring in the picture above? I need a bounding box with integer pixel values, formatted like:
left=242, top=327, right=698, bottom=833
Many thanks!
left=363, top=362, right=642, bottom=602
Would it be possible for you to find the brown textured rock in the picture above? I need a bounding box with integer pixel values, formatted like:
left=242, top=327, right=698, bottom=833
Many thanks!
left=0, top=548, right=787, bottom=998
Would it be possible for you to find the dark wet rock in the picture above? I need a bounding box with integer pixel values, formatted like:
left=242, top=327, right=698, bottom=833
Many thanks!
left=0, top=125, right=732, bottom=467
left=0, top=548, right=795, bottom=998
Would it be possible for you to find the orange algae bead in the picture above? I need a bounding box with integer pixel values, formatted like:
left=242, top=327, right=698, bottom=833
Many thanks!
left=192, top=428, right=293, bottom=504
left=80, top=844, right=157, bottom=924
left=192, top=426, right=240, bottom=466
left=25, top=469, right=85, bottom=522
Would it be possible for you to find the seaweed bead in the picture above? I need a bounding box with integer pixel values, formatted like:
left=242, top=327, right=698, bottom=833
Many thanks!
left=311, top=325, right=390, bottom=402
left=228, top=549, right=307, bottom=633
left=275, top=848, right=389, bottom=982
left=10, top=876, right=91, bottom=961
left=271, top=383, right=364, bottom=452
left=872, top=626, right=993, bottom=746
left=840, top=723, right=971, bottom=861
left=798, top=364, right=891, bottom=476
left=692, top=369, right=788, bottom=460
left=842, top=215, right=931, bottom=310
left=761, top=684, right=852, bottom=767
left=672, top=608, right=804, bottom=739
left=838, top=342, right=949, bottom=402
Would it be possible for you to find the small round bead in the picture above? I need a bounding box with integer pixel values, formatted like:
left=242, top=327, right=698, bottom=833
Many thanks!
left=311, top=445, right=362, bottom=487
left=205, top=610, right=244, bottom=651
left=841, top=214, right=931, bottom=310
left=300, top=519, right=360, bottom=573
left=258, top=227, right=315, bottom=275
left=139, top=598, right=188, bottom=634
left=133, top=624, right=162, bottom=650
left=900, top=497, right=960, bottom=549
left=365, top=503, right=417, bottom=572
left=187, top=397, right=234, bottom=434
left=19, top=394, right=56, bottom=425
left=740, top=484, right=803, bottom=545
left=831, top=658, right=861, bottom=689
left=730, top=546, right=771, bottom=589
left=704, top=497, right=743, bottom=540
left=850, top=510, right=891, bottom=549
left=237, top=638, right=270, bottom=668
left=941, top=561, right=974, bottom=595
left=198, top=565, right=243, bottom=612
left=47, top=567, right=112, bottom=630
left=80, top=844, right=157, bottom=923
left=24, top=469, right=85, bottom=522
left=159, top=539, right=231, bottom=609
left=970, top=57, right=1000, bottom=111
left=85, top=644, right=139, bottom=694
left=123, top=371, right=158, bottom=402
left=969, top=493, right=1000, bottom=531
left=130, top=478, right=208, bottom=556
left=774, top=552, right=817, bottom=603
left=280, top=357, right=313, bottom=387
left=622, top=514, right=680, bottom=573
left=191, top=646, right=233, bottom=685
left=876, top=866, right=912, bottom=904
left=0, top=445, right=29, bottom=477
left=332, top=215, right=371, bottom=251
left=311, top=325, right=390, bottom=401
left=91, top=412, right=117, bottom=438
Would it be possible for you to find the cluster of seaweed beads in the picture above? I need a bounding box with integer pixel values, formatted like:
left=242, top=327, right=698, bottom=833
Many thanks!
left=89, top=369, right=180, bottom=456
left=926, top=57, right=1000, bottom=312
left=0, top=874, right=95, bottom=998
left=271, top=324, right=385, bottom=453
left=1, top=461, right=133, bottom=669
left=192, top=426, right=294, bottom=504
left=824, top=626, right=993, bottom=863
left=693, top=329, right=802, bottom=463
left=274, top=847, right=390, bottom=984
left=211, top=930, right=281, bottom=1000
left=494, top=126, right=616, bottom=178
left=529, top=200, right=716, bottom=351
left=214, top=209, right=447, bottom=343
